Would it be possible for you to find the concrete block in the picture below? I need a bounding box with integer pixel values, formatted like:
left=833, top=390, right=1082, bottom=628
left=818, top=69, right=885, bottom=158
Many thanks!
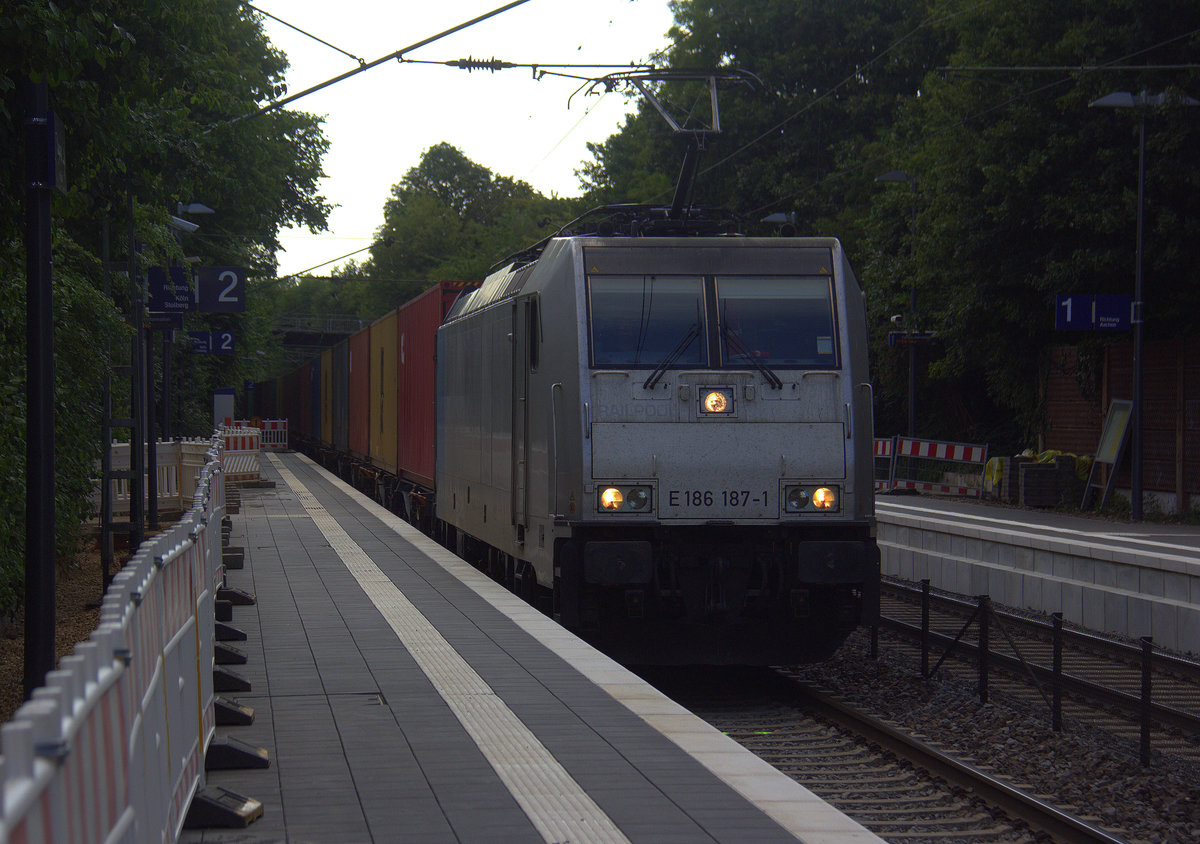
left=951, top=534, right=966, bottom=560
left=1061, top=583, right=1084, bottom=625
left=1102, top=591, right=1128, bottom=638
left=1151, top=602, right=1179, bottom=654
left=1163, top=571, right=1190, bottom=602
left=1020, top=573, right=1041, bottom=613
left=1083, top=587, right=1107, bottom=630
left=1116, top=563, right=1140, bottom=593
left=1072, top=556, right=1094, bottom=584
left=1093, top=560, right=1118, bottom=588
left=1040, top=576, right=1062, bottom=616
left=1181, top=606, right=1200, bottom=658
left=1139, top=567, right=1165, bottom=598
left=965, top=537, right=983, bottom=563
left=938, top=531, right=953, bottom=556
left=1051, top=552, right=1072, bottom=579
left=1001, top=570, right=1022, bottom=608
left=981, top=539, right=1000, bottom=564
left=969, top=563, right=989, bottom=597
left=1127, top=597, right=1152, bottom=641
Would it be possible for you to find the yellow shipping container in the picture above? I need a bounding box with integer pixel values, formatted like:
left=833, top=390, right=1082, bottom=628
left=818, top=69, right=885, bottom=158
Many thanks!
left=369, top=309, right=398, bottom=474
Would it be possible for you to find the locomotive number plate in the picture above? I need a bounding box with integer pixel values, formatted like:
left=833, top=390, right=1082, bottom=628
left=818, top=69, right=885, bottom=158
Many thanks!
left=666, top=489, right=770, bottom=509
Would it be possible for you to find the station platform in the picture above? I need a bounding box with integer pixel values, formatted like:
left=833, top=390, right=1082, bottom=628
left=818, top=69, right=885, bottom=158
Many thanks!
left=875, top=495, right=1200, bottom=655
left=182, top=452, right=880, bottom=843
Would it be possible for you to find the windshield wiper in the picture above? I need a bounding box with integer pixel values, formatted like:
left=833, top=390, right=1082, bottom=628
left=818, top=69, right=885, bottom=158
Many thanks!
left=643, top=323, right=700, bottom=390
left=721, top=325, right=783, bottom=389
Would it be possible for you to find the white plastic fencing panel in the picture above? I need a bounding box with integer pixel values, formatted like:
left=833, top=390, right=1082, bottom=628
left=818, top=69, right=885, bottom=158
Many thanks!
left=232, top=419, right=288, bottom=450
left=2, top=436, right=225, bottom=844
left=95, top=439, right=214, bottom=518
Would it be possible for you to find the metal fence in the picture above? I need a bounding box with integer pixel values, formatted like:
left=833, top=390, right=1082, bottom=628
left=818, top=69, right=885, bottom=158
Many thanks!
left=2, top=435, right=225, bottom=842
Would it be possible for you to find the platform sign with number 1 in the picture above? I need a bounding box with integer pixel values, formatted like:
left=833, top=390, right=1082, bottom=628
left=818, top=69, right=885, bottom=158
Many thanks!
left=196, top=266, right=246, bottom=313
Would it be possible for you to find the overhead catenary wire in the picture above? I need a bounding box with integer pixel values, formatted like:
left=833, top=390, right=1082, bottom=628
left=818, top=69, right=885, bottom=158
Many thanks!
left=244, top=2, right=366, bottom=65
left=230, top=0, right=535, bottom=124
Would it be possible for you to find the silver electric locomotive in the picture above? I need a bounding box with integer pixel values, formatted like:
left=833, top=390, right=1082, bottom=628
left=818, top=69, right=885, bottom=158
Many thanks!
left=437, top=210, right=879, bottom=664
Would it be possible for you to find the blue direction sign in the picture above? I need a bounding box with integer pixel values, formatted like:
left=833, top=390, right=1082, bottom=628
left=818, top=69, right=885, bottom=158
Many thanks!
left=148, top=266, right=193, bottom=314
left=188, top=330, right=236, bottom=354
left=188, top=331, right=212, bottom=353
left=1094, top=294, right=1132, bottom=330
left=212, top=330, right=235, bottom=355
left=196, top=266, right=246, bottom=313
left=1056, top=294, right=1132, bottom=330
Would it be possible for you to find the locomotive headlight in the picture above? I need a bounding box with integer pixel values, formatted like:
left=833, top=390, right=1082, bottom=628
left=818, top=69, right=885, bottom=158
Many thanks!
left=598, top=485, right=653, bottom=513
left=702, top=388, right=733, bottom=414
left=600, top=487, right=624, bottom=510
left=625, top=486, right=651, bottom=511
left=812, top=487, right=838, bottom=510
left=785, top=487, right=810, bottom=512
left=784, top=484, right=841, bottom=513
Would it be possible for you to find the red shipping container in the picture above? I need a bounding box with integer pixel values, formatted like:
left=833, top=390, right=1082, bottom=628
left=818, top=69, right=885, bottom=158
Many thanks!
left=348, top=327, right=371, bottom=460
left=396, top=282, right=473, bottom=488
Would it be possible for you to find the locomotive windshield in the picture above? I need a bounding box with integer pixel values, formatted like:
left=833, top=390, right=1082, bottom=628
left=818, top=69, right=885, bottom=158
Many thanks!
left=717, top=276, right=838, bottom=368
left=589, top=275, right=706, bottom=366
left=587, top=273, right=838, bottom=369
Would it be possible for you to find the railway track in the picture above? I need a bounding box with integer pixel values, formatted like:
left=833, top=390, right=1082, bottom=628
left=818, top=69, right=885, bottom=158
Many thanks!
left=877, top=577, right=1200, bottom=766
left=641, top=665, right=1128, bottom=843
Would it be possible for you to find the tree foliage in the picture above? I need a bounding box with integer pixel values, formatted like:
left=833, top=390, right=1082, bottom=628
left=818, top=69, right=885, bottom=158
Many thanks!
left=0, top=0, right=331, bottom=614
left=283, top=143, right=580, bottom=321
left=579, top=0, right=1200, bottom=450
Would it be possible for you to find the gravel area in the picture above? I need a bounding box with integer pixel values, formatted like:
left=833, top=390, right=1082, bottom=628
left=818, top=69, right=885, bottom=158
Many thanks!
left=1, top=536, right=127, bottom=724
left=794, top=630, right=1200, bottom=844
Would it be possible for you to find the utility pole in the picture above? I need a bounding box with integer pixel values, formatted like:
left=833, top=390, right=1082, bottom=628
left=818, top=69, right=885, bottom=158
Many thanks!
left=24, top=80, right=56, bottom=697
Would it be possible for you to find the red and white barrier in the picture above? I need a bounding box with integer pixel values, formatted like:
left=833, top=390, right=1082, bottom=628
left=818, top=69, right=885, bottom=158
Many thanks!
left=2, top=437, right=225, bottom=843
left=232, top=418, right=288, bottom=451
left=876, top=435, right=989, bottom=498
left=873, top=438, right=894, bottom=491
left=221, top=426, right=261, bottom=483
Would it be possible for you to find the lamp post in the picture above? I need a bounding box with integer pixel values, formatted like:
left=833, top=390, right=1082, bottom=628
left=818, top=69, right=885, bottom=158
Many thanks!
left=1089, top=91, right=1198, bottom=521
left=876, top=169, right=919, bottom=437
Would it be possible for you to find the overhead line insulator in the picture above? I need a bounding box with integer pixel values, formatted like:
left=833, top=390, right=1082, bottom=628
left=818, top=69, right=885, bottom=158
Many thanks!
left=446, top=56, right=517, bottom=73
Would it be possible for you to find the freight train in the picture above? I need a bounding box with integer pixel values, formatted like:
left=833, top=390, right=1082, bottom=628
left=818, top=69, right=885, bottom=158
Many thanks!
left=260, top=205, right=880, bottom=664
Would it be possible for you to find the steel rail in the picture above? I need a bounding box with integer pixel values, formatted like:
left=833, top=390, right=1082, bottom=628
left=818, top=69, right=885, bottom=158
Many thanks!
left=790, top=682, right=1132, bottom=844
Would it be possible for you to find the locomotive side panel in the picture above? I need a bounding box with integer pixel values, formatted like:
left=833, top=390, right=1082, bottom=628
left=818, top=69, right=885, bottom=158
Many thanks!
left=436, top=299, right=515, bottom=551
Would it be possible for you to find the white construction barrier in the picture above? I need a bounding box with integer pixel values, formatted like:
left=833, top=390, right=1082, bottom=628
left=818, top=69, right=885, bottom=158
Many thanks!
left=220, top=427, right=261, bottom=483
left=94, top=438, right=214, bottom=518
left=233, top=419, right=288, bottom=451
left=2, top=436, right=225, bottom=843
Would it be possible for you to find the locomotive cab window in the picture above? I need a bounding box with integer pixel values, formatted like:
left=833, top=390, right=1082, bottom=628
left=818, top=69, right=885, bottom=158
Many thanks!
left=716, top=276, right=838, bottom=368
left=588, top=275, right=707, bottom=367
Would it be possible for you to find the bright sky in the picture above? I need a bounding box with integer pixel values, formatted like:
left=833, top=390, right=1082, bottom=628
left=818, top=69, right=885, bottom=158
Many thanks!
left=257, top=0, right=677, bottom=278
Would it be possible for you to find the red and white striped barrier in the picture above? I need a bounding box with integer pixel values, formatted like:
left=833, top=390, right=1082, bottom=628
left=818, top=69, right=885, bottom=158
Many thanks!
left=873, top=438, right=894, bottom=491
left=221, top=426, right=261, bottom=483
left=2, top=436, right=225, bottom=843
left=876, top=435, right=989, bottom=498
left=233, top=418, right=288, bottom=451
